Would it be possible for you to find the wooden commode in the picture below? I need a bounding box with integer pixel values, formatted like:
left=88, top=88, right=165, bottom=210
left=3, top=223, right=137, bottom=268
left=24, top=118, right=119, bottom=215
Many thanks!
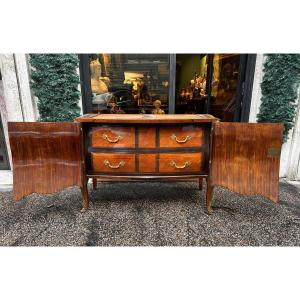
left=8, top=114, right=284, bottom=213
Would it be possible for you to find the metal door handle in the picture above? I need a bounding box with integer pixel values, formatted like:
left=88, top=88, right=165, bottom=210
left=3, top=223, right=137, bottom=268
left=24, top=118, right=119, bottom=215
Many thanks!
left=170, top=160, right=191, bottom=169
left=103, top=160, right=125, bottom=169
left=102, top=134, right=123, bottom=143
left=171, top=134, right=192, bottom=143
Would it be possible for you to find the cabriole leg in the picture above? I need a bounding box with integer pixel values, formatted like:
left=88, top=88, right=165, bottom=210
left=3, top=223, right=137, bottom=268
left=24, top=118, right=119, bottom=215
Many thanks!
left=80, top=179, right=89, bottom=212
left=206, top=181, right=214, bottom=214
left=198, top=178, right=203, bottom=190
left=92, top=178, right=97, bottom=190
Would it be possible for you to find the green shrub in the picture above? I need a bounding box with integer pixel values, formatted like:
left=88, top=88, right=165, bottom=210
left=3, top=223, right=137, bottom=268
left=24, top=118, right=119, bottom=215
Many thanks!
left=30, top=54, right=81, bottom=122
left=257, top=54, right=300, bottom=140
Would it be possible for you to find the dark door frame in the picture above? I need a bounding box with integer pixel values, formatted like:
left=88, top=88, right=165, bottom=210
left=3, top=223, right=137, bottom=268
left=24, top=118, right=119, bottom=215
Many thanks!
left=205, top=54, right=256, bottom=122
left=239, top=54, right=257, bottom=122
left=78, top=54, right=92, bottom=114
left=168, top=54, right=176, bottom=114
left=205, top=54, right=214, bottom=114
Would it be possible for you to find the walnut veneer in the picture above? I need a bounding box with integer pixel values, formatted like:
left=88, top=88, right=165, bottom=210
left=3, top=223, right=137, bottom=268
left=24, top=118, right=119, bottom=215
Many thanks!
left=8, top=114, right=284, bottom=214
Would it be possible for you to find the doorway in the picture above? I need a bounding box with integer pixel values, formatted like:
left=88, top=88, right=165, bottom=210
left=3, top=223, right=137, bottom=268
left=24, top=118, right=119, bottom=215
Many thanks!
left=174, top=54, right=256, bottom=122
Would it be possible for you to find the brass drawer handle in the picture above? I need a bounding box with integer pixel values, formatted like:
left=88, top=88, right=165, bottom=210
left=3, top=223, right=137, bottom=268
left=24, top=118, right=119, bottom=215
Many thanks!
left=102, top=134, right=123, bottom=143
left=171, top=134, right=192, bottom=143
left=103, top=159, right=125, bottom=169
left=170, top=160, right=191, bottom=169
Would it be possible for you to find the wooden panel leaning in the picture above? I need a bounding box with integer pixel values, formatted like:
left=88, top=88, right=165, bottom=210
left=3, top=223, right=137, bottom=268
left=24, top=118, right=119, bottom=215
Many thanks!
left=211, top=122, right=284, bottom=203
left=8, top=122, right=83, bottom=201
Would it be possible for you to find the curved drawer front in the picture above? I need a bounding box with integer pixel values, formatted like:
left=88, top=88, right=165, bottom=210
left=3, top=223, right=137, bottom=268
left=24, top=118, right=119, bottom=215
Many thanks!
left=91, top=126, right=135, bottom=148
left=159, top=126, right=204, bottom=148
left=92, top=153, right=135, bottom=173
left=159, top=153, right=205, bottom=173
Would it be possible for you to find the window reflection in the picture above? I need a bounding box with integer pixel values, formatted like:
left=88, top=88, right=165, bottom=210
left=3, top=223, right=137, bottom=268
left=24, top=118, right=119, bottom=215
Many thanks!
left=210, top=54, right=241, bottom=121
left=89, top=54, right=169, bottom=114
left=175, top=54, right=208, bottom=114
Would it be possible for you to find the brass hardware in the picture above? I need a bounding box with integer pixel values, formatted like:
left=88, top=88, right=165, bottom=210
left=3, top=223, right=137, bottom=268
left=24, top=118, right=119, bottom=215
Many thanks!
left=102, top=134, right=123, bottom=143
left=171, top=134, right=192, bottom=143
left=103, top=159, right=125, bottom=169
left=267, top=147, right=281, bottom=158
left=170, top=160, right=191, bottom=169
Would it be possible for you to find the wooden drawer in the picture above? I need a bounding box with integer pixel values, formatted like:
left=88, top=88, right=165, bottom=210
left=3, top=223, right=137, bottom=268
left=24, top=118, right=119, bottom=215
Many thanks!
left=90, top=126, right=135, bottom=148
left=91, top=153, right=135, bottom=173
left=160, top=126, right=204, bottom=148
left=159, top=153, right=205, bottom=173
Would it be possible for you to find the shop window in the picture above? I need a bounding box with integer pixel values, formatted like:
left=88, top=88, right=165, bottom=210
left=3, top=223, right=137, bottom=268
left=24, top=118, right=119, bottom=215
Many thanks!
left=209, top=54, right=241, bottom=121
left=80, top=54, right=255, bottom=121
left=175, top=54, right=208, bottom=114
left=89, top=54, right=170, bottom=114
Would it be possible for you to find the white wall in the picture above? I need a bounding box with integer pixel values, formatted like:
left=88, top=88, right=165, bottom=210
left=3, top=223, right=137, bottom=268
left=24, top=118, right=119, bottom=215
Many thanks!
left=249, top=54, right=265, bottom=123
left=249, top=54, right=300, bottom=180
left=0, top=54, right=37, bottom=168
left=285, top=90, right=300, bottom=180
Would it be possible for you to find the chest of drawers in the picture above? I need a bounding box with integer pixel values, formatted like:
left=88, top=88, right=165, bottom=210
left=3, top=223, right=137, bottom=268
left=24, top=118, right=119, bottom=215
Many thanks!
left=8, top=114, right=284, bottom=214
left=87, top=124, right=208, bottom=175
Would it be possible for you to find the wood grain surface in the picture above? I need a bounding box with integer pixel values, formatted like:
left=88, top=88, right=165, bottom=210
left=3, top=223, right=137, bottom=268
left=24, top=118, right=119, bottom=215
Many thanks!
left=139, top=154, right=156, bottom=172
left=91, top=153, right=135, bottom=173
left=90, top=126, right=135, bottom=148
left=159, top=153, right=205, bottom=173
left=211, top=122, right=283, bottom=202
left=76, top=114, right=218, bottom=124
left=160, top=126, right=204, bottom=148
left=138, top=127, right=156, bottom=148
left=8, top=122, right=83, bottom=201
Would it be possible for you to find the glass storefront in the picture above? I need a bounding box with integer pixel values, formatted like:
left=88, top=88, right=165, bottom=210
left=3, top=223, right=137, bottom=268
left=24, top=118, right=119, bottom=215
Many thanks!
left=210, top=54, right=242, bottom=121
left=175, top=54, right=208, bottom=114
left=80, top=54, right=255, bottom=122
left=89, top=54, right=170, bottom=114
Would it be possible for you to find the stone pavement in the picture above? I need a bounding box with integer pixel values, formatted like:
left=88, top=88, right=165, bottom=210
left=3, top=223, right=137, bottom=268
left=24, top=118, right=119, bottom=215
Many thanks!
left=0, top=180, right=299, bottom=246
